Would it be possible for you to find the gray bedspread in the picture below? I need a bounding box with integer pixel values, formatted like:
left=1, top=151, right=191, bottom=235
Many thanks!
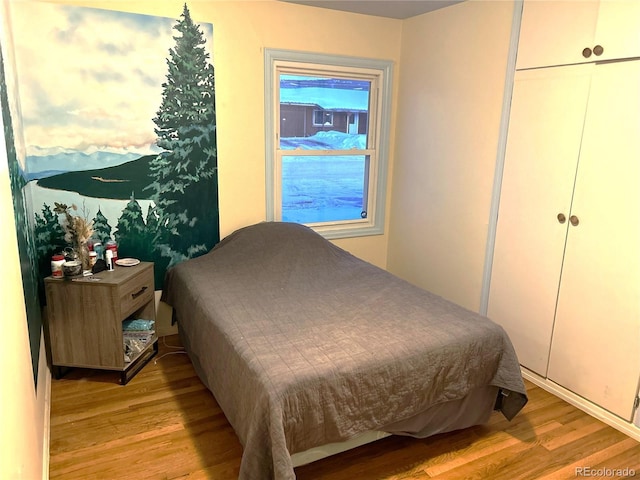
left=161, top=222, right=527, bottom=480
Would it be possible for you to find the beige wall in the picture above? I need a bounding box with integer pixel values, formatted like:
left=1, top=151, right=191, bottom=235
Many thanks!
left=387, top=0, right=514, bottom=311
left=49, top=0, right=403, bottom=268
left=0, top=116, right=47, bottom=480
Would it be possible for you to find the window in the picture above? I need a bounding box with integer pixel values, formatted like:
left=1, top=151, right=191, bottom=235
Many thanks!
left=265, top=49, right=393, bottom=239
left=313, top=110, right=333, bottom=127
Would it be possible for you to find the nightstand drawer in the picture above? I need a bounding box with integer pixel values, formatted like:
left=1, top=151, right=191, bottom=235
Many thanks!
left=119, top=268, right=154, bottom=318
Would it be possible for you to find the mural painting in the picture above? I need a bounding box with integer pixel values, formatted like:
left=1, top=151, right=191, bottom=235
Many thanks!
left=0, top=42, right=43, bottom=382
left=9, top=2, right=219, bottom=291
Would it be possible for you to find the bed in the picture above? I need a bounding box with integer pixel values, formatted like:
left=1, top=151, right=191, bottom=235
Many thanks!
left=161, top=221, right=527, bottom=480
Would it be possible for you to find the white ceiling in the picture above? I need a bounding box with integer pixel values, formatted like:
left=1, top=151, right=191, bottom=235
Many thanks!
left=279, top=0, right=464, bottom=20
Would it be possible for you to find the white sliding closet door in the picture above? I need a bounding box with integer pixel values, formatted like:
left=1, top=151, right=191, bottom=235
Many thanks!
left=547, top=59, right=640, bottom=421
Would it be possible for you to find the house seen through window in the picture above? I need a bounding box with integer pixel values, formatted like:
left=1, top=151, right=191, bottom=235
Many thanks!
left=265, top=50, right=392, bottom=239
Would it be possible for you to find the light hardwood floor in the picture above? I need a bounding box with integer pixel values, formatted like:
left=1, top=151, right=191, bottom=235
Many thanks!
left=49, top=335, right=640, bottom=479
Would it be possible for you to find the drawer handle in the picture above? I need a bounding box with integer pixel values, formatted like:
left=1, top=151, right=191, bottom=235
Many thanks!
left=131, top=286, right=148, bottom=299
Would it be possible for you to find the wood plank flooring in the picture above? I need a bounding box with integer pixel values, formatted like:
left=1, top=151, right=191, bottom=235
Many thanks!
left=49, top=335, right=640, bottom=479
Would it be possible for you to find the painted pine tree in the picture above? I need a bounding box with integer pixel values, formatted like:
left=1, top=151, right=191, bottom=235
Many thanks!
left=145, top=204, right=159, bottom=235
left=34, top=203, right=66, bottom=257
left=148, top=4, right=219, bottom=267
left=92, top=207, right=112, bottom=246
left=144, top=204, right=159, bottom=249
left=114, top=195, right=149, bottom=261
left=33, top=203, right=66, bottom=302
left=142, top=203, right=167, bottom=286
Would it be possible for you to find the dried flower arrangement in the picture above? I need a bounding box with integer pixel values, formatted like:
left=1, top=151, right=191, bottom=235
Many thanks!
left=54, top=202, right=94, bottom=270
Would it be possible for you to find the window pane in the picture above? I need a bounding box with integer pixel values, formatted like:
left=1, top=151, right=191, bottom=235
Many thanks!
left=281, top=155, right=369, bottom=223
left=279, top=74, right=370, bottom=149
left=266, top=49, right=392, bottom=237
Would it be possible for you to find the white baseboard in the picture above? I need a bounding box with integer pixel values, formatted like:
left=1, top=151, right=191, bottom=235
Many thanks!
left=37, top=331, right=51, bottom=480
left=521, top=368, right=640, bottom=442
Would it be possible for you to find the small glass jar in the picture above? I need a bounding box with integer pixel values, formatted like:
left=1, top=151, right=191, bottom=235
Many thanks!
left=93, top=241, right=104, bottom=261
left=75, top=242, right=91, bottom=271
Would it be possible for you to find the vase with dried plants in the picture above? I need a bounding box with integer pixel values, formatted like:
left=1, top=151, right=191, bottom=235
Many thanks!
left=54, top=202, right=94, bottom=272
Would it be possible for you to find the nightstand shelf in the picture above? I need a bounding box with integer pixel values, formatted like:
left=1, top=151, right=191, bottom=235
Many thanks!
left=44, top=261, right=157, bottom=385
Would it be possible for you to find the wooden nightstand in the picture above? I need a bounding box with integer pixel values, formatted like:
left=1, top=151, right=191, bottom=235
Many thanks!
left=44, top=261, right=158, bottom=385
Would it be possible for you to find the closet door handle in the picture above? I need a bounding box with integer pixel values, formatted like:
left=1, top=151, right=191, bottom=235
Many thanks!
left=569, top=215, right=580, bottom=226
left=581, top=46, right=604, bottom=59
left=557, top=213, right=567, bottom=224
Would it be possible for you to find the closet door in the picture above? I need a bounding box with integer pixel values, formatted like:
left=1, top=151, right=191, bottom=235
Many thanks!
left=516, top=1, right=599, bottom=70
left=487, top=65, right=592, bottom=376
left=517, top=1, right=640, bottom=70
left=592, top=0, right=640, bottom=63
left=547, top=59, right=640, bottom=421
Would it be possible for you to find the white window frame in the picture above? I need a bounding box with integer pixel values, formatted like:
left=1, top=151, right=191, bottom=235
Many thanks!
left=265, top=49, right=393, bottom=239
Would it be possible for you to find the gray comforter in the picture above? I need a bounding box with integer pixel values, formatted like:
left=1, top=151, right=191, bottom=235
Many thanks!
left=161, top=222, right=527, bottom=480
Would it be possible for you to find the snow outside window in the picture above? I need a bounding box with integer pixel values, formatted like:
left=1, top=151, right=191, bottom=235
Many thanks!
left=265, top=49, right=393, bottom=239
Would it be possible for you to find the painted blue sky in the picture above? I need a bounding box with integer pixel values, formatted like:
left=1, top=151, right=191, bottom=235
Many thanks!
left=8, top=2, right=213, bottom=158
